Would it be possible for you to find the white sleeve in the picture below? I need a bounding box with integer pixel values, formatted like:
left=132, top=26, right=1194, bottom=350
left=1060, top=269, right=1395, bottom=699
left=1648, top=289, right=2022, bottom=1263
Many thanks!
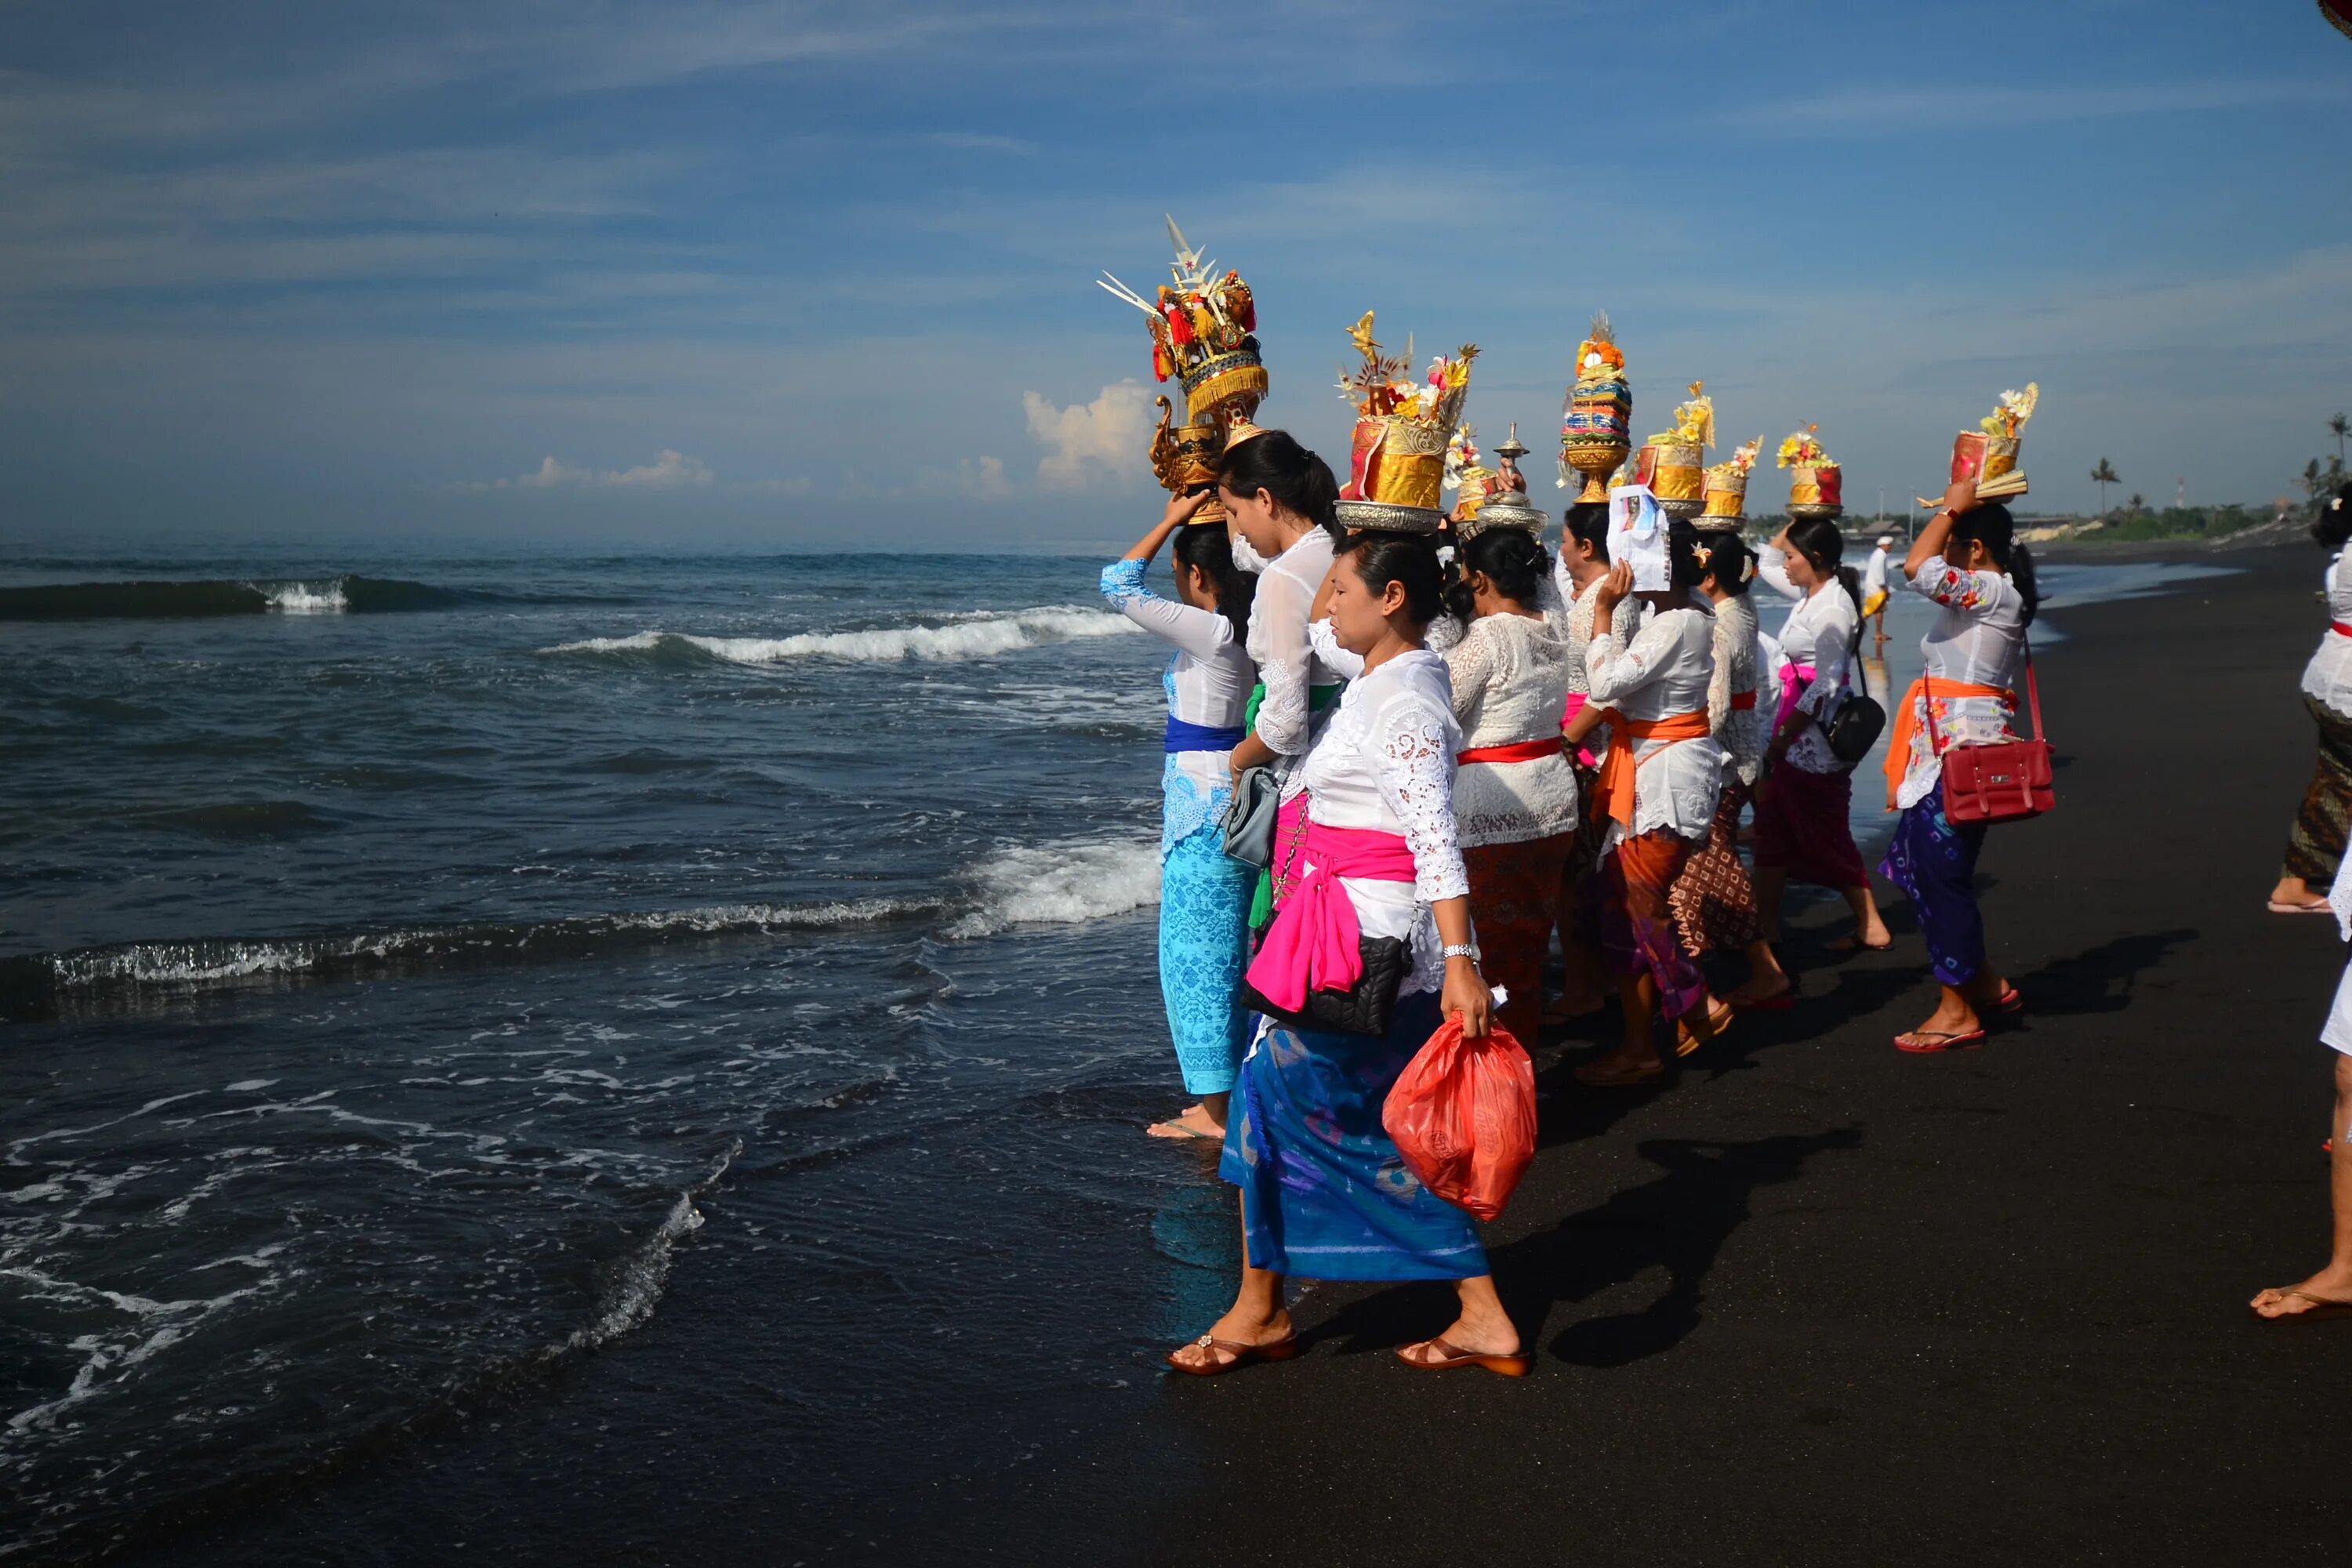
left=1231, top=533, right=1270, bottom=576
left=1306, top=617, right=1366, bottom=681
left=1099, top=558, right=1234, bottom=661
left=1585, top=611, right=1682, bottom=706
left=1443, top=620, right=1498, bottom=723
left=1754, top=543, right=1803, bottom=601
left=1795, top=597, right=1856, bottom=717
left=1251, top=567, right=1317, bottom=756
left=1370, top=695, right=1471, bottom=906
left=1423, top=613, right=1465, bottom=655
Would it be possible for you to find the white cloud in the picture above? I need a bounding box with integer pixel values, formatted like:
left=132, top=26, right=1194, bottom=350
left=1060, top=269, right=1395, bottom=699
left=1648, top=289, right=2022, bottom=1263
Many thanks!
left=457, top=447, right=714, bottom=492
left=837, top=453, right=1010, bottom=503
left=1023, top=381, right=1154, bottom=492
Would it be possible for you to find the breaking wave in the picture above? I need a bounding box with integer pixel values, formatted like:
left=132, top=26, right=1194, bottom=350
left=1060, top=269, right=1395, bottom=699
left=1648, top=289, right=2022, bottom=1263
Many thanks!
left=541, top=606, right=1138, bottom=666
left=948, top=840, right=1161, bottom=938
left=0, top=575, right=479, bottom=620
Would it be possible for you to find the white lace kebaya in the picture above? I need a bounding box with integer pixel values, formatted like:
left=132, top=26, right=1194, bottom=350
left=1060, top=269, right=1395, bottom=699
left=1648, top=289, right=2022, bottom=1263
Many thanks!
left=1445, top=613, right=1577, bottom=846
left=1294, top=646, right=1473, bottom=998
left=1891, top=554, right=2029, bottom=811
left=1755, top=543, right=1859, bottom=776
left=2303, top=550, right=2352, bottom=720
left=1099, top=557, right=1256, bottom=855
left=1584, top=604, right=1726, bottom=848
left=1707, top=593, right=1768, bottom=788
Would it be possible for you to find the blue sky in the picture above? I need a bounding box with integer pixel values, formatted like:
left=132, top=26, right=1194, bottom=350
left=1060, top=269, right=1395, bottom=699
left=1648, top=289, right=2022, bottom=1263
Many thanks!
left=2, top=0, right=2347, bottom=547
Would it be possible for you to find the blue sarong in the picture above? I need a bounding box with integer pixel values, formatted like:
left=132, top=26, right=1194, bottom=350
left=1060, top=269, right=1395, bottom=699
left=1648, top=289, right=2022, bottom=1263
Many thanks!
left=1218, top=990, right=1486, bottom=1281
left=1878, top=782, right=1989, bottom=985
left=1159, top=824, right=1254, bottom=1095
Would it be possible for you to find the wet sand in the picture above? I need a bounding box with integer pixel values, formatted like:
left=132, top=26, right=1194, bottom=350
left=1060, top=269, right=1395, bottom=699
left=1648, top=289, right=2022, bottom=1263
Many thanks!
left=133, top=546, right=2351, bottom=1566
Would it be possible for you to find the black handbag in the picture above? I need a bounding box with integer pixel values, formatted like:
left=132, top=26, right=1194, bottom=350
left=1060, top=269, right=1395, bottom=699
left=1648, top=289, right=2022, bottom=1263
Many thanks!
left=1824, top=690, right=1886, bottom=764
left=1238, top=935, right=1410, bottom=1039
left=1220, top=765, right=1282, bottom=869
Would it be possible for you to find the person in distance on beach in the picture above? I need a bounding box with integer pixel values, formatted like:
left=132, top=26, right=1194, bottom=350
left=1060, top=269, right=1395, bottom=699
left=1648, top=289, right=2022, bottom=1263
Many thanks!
left=1875, top=480, right=2036, bottom=1052
left=1860, top=533, right=1894, bottom=646
left=1101, top=490, right=1259, bottom=1140
left=2266, top=483, right=2352, bottom=916
left=1439, top=523, right=1576, bottom=1049
left=1752, top=519, right=1894, bottom=955
left=1544, top=501, right=1639, bottom=1025
left=2250, top=862, right=2352, bottom=1322
left=1573, top=521, right=1734, bottom=1088
left=1671, top=528, right=1792, bottom=1011
left=1169, top=532, right=1524, bottom=1378
left=1217, top=427, right=1345, bottom=933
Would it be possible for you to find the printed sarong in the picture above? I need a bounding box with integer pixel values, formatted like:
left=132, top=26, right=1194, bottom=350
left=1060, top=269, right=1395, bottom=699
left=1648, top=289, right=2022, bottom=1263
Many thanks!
left=1465, top=834, right=1573, bottom=1045
left=1753, top=763, right=1868, bottom=891
left=1157, top=824, right=1255, bottom=1095
left=2284, top=693, right=2352, bottom=886
left=1591, top=829, right=1707, bottom=1021
left=1220, top=990, right=1486, bottom=1281
left=1669, top=779, right=1762, bottom=956
left=1878, top=782, right=1988, bottom=985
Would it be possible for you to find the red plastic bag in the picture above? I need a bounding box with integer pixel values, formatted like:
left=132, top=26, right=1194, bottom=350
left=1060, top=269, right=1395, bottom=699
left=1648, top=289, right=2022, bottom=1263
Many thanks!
left=1381, top=1014, right=1537, bottom=1221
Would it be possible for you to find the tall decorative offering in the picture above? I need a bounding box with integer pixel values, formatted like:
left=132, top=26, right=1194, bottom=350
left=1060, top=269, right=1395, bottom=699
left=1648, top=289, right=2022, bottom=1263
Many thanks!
left=1444, top=425, right=1497, bottom=521
left=1634, top=382, right=1714, bottom=520
left=1778, top=425, right=1844, bottom=520
left=1098, top=216, right=1269, bottom=523
left=1701, top=435, right=1764, bottom=524
left=1333, top=311, right=1476, bottom=533
left=1944, top=383, right=2038, bottom=501
left=1459, top=426, right=1547, bottom=541
left=1557, top=311, right=1631, bottom=503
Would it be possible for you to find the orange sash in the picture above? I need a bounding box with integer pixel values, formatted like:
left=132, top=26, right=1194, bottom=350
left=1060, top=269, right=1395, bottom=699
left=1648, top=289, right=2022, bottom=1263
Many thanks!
left=1882, top=676, right=2014, bottom=797
left=1595, top=710, right=1711, bottom=826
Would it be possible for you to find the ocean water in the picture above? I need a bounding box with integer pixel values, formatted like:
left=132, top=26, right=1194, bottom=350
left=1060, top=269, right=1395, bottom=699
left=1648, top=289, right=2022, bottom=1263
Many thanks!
left=0, top=542, right=2228, bottom=1563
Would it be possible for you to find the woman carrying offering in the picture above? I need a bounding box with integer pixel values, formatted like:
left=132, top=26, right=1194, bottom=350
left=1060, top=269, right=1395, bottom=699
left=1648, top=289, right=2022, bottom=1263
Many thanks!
left=1752, top=520, right=1893, bottom=953
left=1573, top=522, right=1734, bottom=1088
left=1545, top=501, right=1640, bottom=1023
left=1877, top=480, right=2036, bottom=1052
left=1442, top=525, right=1577, bottom=1047
left=1169, top=533, right=1523, bottom=1379
left=1216, top=429, right=1345, bottom=929
left=2269, top=483, right=2352, bottom=916
left=1672, top=530, right=1792, bottom=1008
left=1101, top=491, right=1260, bottom=1138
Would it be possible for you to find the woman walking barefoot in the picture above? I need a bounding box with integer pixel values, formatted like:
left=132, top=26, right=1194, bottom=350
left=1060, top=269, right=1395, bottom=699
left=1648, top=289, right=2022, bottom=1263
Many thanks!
left=1215, top=429, right=1344, bottom=931
left=2269, top=482, right=2352, bottom=916
left=1877, top=481, right=2037, bottom=1053
left=1573, top=524, right=1733, bottom=1088
left=1752, top=519, right=1893, bottom=953
left=2251, top=854, right=2352, bottom=1321
left=1168, top=532, right=1523, bottom=1378
left=1101, top=491, right=1259, bottom=1138
left=1671, top=530, right=1791, bottom=1009
left=1544, top=502, right=1639, bottom=1025
left=1441, top=525, right=1576, bottom=1048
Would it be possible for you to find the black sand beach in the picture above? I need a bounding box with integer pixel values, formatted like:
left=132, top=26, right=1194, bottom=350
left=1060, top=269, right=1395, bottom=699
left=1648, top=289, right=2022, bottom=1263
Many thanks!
left=126, top=546, right=2352, bottom=1567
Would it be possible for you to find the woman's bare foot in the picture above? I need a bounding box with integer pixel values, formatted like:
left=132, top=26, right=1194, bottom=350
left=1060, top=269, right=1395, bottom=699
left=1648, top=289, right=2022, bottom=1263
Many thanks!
left=1398, top=1282, right=1519, bottom=1363
left=1148, top=1103, right=1225, bottom=1141
left=1574, top=1048, right=1663, bottom=1087
left=2268, top=875, right=2330, bottom=912
left=2251, top=1265, right=2352, bottom=1319
left=1827, top=924, right=1894, bottom=954
left=1166, top=1304, right=1295, bottom=1370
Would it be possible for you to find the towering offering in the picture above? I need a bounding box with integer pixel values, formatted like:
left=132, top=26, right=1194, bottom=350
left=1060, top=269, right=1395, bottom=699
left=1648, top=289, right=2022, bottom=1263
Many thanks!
left=1558, top=311, right=1632, bottom=503
left=1635, top=382, right=1715, bottom=520
left=1702, top=435, right=1765, bottom=523
left=1778, top=425, right=1845, bottom=520
left=1098, top=216, right=1269, bottom=521
left=1943, top=383, right=2039, bottom=502
left=1333, top=311, right=1477, bottom=533
left=1458, top=426, right=1547, bottom=541
left=1445, top=425, right=1497, bottom=520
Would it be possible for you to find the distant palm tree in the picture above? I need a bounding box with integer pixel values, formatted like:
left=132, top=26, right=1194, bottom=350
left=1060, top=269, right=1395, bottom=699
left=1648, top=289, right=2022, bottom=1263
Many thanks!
left=2090, top=458, right=2119, bottom=517
left=2307, top=458, right=2328, bottom=499
left=2127, top=492, right=2145, bottom=515
left=2333, top=412, right=2350, bottom=466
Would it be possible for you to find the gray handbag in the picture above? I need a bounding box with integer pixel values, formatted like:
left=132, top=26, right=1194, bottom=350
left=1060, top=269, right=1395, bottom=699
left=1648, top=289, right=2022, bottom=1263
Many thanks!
left=1220, top=765, right=1282, bottom=869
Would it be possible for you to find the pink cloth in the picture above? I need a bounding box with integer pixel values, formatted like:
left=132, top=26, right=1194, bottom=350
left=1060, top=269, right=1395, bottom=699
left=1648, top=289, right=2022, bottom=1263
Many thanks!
left=1773, top=660, right=1818, bottom=735
left=1560, top=691, right=1597, bottom=768
left=1243, top=823, right=1418, bottom=1012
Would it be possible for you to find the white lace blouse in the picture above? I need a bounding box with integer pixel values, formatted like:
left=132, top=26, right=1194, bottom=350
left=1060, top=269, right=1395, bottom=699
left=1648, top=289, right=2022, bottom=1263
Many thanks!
left=1891, top=554, right=2030, bottom=811
left=1445, top=612, right=1577, bottom=847
left=1296, top=648, right=1472, bottom=998
left=1707, top=593, right=1768, bottom=788
left=1246, top=528, right=1342, bottom=797
left=1585, top=604, right=1725, bottom=846
left=1756, top=544, right=1859, bottom=776
left=1099, top=557, right=1257, bottom=855
left=2303, top=551, right=2352, bottom=720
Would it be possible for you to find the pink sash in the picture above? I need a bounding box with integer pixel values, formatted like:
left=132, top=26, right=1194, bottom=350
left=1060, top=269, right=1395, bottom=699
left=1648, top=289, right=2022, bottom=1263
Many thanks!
left=1773, top=660, right=1818, bottom=735
left=1243, top=822, right=1417, bottom=1013
left=1560, top=691, right=1598, bottom=768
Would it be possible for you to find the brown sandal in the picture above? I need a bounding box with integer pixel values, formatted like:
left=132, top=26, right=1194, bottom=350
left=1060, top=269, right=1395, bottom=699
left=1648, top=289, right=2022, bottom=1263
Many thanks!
left=1395, top=1335, right=1531, bottom=1377
left=1164, top=1332, right=1301, bottom=1376
left=1674, top=1000, right=1735, bottom=1058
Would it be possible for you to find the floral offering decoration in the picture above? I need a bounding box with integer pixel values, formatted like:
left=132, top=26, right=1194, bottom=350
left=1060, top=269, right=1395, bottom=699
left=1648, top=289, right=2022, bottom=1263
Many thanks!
left=1777, top=425, right=1838, bottom=469
left=1977, top=383, right=2040, bottom=439
left=1647, top=381, right=1716, bottom=449
left=1725, top=435, right=1762, bottom=475
left=1336, top=311, right=1479, bottom=431
left=1097, top=218, right=1259, bottom=388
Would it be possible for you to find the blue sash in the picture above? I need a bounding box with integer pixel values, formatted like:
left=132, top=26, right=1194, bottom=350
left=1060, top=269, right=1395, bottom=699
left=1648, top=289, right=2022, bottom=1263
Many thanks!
left=1165, top=716, right=1245, bottom=754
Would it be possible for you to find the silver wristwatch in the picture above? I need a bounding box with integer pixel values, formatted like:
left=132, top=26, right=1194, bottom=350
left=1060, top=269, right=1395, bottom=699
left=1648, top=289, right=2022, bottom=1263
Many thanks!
left=1441, top=943, right=1481, bottom=965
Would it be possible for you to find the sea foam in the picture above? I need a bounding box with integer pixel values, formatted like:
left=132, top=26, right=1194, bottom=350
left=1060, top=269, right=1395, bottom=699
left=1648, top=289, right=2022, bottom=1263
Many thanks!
left=947, top=840, right=1161, bottom=938
left=542, top=606, right=1138, bottom=666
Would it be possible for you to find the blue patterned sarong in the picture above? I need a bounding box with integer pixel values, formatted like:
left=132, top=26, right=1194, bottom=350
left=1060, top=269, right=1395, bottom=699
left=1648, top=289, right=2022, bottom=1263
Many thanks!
left=1218, top=990, right=1486, bottom=1281
left=1878, top=782, right=1989, bottom=985
left=1158, top=823, right=1254, bottom=1095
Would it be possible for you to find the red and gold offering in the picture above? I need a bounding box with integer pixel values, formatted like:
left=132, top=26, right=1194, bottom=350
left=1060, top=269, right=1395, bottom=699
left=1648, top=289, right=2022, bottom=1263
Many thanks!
left=1333, top=311, right=1477, bottom=533
left=1557, top=310, right=1631, bottom=503
left=1702, top=435, right=1763, bottom=522
left=1948, top=383, right=2038, bottom=500
left=1777, top=426, right=1844, bottom=519
left=1635, top=382, right=1714, bottom=519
